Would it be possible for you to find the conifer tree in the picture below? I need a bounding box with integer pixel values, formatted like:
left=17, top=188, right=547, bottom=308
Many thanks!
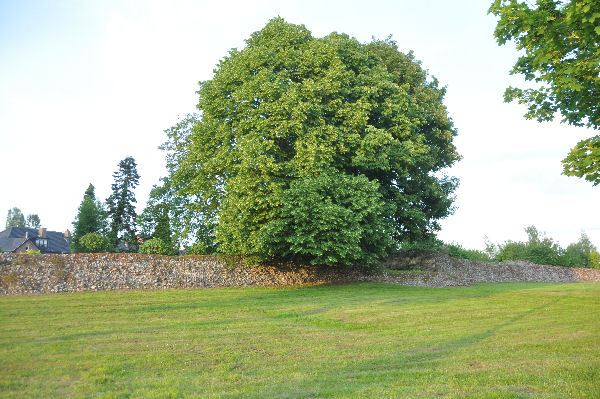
left=106, top=157, right=140, bottom=250
left=71, top=184, right=108, bottom=252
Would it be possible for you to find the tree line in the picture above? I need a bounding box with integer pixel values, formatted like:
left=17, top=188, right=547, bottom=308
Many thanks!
left=71, top=156, right=144, bottom=254
left=5, top=208, right=41, bottom=229
left=405, top=226, right=600, bottom=269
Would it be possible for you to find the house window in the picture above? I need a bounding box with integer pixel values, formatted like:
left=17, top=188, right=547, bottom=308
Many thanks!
left=36, top=238, right=48, bottom=248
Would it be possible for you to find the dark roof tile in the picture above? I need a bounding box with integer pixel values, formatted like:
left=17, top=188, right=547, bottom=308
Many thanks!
left=0, top=227, right=70, bottom=253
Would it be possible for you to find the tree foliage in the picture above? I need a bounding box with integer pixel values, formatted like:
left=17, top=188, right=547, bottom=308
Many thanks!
left=72, top=184, right=109, bottom=253
left=173, top=19, right=459, bottom=265
left=494, top=226, right=598, bottom=267
left=489, top=0, right=600, bottom=128
left=106, top=157, right=140, bottom=251
left=139, top=238, right=171, bottom=255
left=562, top=135, right=600, bottom=185
left=140, top=113, right=217, bottom=254
left=589, top=250, right=600, bottom=269
left=6, top=208, right=41, bottom=229
left=489, top=0, right=600, bottom=185
left=5, top=207, right=25, bottom=229
left=138, top=181, right=176, bottom=254
left=562, top=232, right=598, bottom=267
left=79, top=232, right=111, bottom=253
left=25, top=214, right=41, bottom=229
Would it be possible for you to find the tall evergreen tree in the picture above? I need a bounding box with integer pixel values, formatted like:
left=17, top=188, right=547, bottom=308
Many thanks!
left=5, top=207, right=25, bottom=228
left=71, top=184, right=108, bottom=252
left=106, top=157, right=140, bottom=250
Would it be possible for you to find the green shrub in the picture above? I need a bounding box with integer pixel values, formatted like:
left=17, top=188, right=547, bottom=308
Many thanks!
left=561, top=244, right=589, bottom=267
left=139, top=238, right=172, bottom=255
left=400, top=240, right=491, bottom=262
left=400, top=238, right=445, bottom=252
left=589, top=251, right=600, bottom=269
left=497, top=241, right=561, bottom=265
left=400, top=227, right=599, bottom=268
left=186, top=242, right=210, bottom=255
left=444, top=243, right=491, bottom=262
left=79, top=233, right=111, bottom=253
left=560, top=233, right=597, bottom=267
left=262, top=173, right=394, bottom=266
left=495, top=227, right=596, bottom=268
left=23, top=249, right=42, bottom=255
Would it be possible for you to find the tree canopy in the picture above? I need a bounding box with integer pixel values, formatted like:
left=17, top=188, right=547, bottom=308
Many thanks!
left=25, top=214, right=41, bottom=229
left=5, top=207, right=25, bottom=229
left=562, top=135, right=600, bottom=185
left=489, top=0, right=600, bottom=185
left=173, top=18, right=460, bottom=265
left=140, top=113, right=217, bottom=254
left=5, top=208, right=41, bottom=230
left=489, top=0, right=600, bottom=128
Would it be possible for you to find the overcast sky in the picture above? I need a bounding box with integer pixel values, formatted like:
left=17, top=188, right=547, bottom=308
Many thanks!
left=1, top=0, right=598, bottom=249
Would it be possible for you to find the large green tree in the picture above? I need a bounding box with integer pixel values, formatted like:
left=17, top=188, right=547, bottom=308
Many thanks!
left=174, top=18, right=460, bottom=265
left=6, top=208, right=41, bottom=229
left=72, top=184, right=108, bottom=252
left=489, top=0, right=600, bottom=184
left=106, top=157, right=140, bottom=251
left=5, top=207, right=25, bottom=229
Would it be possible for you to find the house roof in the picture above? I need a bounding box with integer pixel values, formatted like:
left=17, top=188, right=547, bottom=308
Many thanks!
left=0, top=227, right=70, bottom=253
left=0, top=237, right=29, bottom=252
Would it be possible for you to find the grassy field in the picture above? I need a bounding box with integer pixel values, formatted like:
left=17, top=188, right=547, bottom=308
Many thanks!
left=0, top=283, right=599, bottom=398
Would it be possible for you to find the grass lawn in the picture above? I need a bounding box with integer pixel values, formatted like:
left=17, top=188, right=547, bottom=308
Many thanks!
left=0, top=283, right=599, bottom=398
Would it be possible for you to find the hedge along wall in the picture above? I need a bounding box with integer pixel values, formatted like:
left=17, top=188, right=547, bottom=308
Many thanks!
left=0, top=253, right=374, bottom=295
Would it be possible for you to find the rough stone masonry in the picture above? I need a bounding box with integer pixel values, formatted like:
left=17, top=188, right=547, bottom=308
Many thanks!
left=0, top=252, right=599, bottom=295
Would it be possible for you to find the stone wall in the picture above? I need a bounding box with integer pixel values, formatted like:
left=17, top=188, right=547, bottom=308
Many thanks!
left=381, top=251, right=600, bottom=287
left=1, top=251, right=599, bottom=295
left=0, top=253, right=372, bottom=295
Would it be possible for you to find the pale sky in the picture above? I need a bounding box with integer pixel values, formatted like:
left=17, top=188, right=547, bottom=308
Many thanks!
left=1, top=0, right=598, bottom=250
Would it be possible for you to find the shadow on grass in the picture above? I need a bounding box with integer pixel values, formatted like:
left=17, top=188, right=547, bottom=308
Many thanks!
left=257, top=297, right=564, bottom=398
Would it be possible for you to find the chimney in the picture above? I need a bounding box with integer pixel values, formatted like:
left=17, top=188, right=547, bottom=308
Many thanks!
left=38, top=227, right=47, bottom=238
left=25, top=231, right=29, bottom=239
left=63, top=229, right=71, bottom=241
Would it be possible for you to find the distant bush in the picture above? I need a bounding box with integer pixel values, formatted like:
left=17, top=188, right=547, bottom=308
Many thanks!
left=400, top=237, right=445, bottom=252
left=79, top=233, right=111, bottom=253
left=589, top=251, right=600, bottom=269
left=401, top=239, right=491, bottom=262
left=139, top=238, right=171, bottom=255
left=23, top=249, right=42, bottom=255
left=495, top=227, right=597, bottom=268
left=444, top=244, right=491, bottom=262
left=185, top=241, right=211, bottom=255
left=496, top=241, right=561, bottom=265
left=401, top=227, right=598, bottom=268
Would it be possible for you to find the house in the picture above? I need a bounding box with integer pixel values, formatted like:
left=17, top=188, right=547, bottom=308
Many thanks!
left=0, top=227, right=71, bottom=254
